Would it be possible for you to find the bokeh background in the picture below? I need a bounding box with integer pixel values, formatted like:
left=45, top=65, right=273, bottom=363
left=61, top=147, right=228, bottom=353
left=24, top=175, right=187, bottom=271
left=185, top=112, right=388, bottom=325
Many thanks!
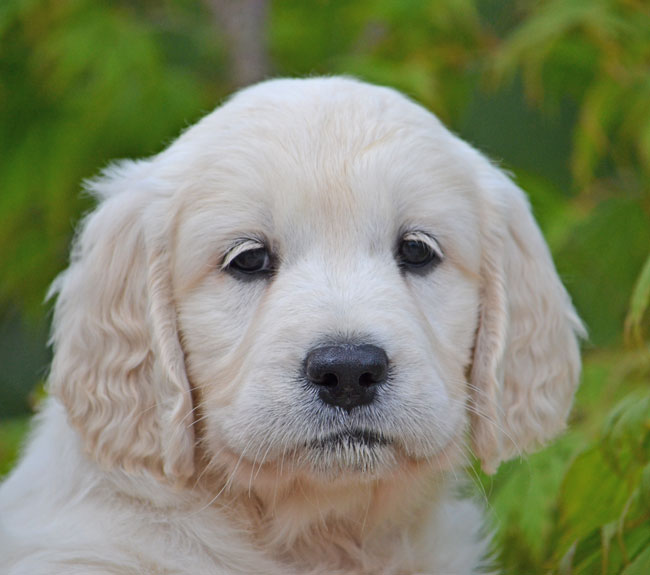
left=1, top=0, right=649, bottom=572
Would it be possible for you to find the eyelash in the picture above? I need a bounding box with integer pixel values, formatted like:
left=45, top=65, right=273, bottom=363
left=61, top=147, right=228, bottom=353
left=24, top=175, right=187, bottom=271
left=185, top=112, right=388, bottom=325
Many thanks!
left=221, top=239, right=267, bottom=270
left=397, top=231, right=443, bottom=271
left=222, top=239, right=274, bottom=279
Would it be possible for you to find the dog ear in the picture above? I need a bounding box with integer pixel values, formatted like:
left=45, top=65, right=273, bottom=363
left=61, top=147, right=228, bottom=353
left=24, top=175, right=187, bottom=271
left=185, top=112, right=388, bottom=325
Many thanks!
left=48, top=161, right=195, bottom=485
left=469, top=166, right=584, bottom=474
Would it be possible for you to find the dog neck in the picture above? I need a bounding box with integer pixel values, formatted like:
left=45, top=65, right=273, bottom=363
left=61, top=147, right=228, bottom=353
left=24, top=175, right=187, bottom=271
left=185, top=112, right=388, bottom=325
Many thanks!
left=194, top=450, right=445, bottom=572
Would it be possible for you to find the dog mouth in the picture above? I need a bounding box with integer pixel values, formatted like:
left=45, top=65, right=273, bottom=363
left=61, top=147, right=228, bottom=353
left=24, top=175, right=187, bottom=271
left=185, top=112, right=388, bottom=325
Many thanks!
left=308, top=429, right=390, bottom=449
left=303, top=429, right=395, bottom=476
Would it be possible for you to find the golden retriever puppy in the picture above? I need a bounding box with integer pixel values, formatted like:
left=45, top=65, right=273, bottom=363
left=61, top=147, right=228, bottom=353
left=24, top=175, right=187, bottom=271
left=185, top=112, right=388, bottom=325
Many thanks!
left=0, top=77, right=583, bottom=574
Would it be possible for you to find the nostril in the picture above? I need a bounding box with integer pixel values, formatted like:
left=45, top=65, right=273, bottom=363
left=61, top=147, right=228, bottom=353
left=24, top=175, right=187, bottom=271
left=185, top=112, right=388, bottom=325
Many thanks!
left=359, top=372, right=378, bottom=386
left=321, top=373, right=338, bottom=387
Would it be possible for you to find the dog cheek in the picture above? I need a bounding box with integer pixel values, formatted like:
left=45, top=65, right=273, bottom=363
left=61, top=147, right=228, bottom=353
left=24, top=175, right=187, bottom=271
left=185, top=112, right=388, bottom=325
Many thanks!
left=175, top=283, right=260, bottom=417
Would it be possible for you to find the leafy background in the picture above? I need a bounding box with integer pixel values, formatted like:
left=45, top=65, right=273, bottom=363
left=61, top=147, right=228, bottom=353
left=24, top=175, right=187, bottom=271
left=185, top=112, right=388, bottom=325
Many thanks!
left=1, top=0, right=648, bottom=572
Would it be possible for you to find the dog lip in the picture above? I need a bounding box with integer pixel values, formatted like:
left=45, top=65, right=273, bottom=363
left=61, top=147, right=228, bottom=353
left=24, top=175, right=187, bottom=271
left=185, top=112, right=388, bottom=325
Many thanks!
left=309, top=429, right=390, bottom=448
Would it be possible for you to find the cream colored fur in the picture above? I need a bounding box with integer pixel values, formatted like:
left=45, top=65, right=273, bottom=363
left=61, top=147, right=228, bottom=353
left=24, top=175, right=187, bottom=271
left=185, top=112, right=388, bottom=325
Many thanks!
left=0, top=77, right=583, bottom=574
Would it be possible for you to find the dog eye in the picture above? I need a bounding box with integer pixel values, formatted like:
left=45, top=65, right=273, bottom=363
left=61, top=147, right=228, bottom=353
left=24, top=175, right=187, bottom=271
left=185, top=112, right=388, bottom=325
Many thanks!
left=229, top=248, right=271, bottom=274
left=398, top=233, right=442, bottom=271
left=223, top=241, right=274, bottom=278
left=399, top=241, right=434, bottom=266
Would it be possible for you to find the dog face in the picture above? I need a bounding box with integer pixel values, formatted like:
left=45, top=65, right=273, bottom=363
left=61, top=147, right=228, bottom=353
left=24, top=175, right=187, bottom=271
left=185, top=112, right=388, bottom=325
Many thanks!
left=48, top=78, right=583, bottom=488
left=172, top=82, right=484, bottom=481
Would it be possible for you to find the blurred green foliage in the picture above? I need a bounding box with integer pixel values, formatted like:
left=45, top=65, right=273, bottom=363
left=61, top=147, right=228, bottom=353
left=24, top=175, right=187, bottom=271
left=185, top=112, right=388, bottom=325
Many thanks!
left=481, top=351, right=650, bottom=573
left=0, top=418, right=29, bottom=477
left=0, top=0, right=649, bottom=573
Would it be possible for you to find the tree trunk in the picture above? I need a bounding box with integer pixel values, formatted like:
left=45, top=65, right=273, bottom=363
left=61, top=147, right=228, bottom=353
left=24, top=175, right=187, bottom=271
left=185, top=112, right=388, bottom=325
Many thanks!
left=206, top=0, right=271, bottom=88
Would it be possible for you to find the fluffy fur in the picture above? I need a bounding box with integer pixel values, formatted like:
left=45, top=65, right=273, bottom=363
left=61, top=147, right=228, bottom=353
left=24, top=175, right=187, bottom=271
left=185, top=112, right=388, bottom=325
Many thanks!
left=0, top=77, right=583, bottom=574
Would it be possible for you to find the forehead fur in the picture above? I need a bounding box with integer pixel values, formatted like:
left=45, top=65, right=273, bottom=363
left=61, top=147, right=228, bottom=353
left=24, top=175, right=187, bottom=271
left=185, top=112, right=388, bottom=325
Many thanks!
left=160, top=76, right=473, bottom=189
left=157, top=77, right=483, bottom=284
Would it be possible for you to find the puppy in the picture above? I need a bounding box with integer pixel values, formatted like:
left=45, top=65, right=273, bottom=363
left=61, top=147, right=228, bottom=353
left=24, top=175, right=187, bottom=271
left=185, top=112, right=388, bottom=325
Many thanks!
left=0, top=77, right=583, bottom=574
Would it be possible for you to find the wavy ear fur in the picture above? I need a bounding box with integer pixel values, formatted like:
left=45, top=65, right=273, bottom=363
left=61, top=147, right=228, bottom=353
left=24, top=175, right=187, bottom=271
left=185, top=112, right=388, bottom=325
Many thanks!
left=48, top=161, right=195, bottom=485
left=470, top=167, right=585, bottom=474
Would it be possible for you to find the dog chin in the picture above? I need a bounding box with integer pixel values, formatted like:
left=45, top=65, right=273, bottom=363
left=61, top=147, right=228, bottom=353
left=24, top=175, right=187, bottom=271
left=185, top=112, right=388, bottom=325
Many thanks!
left=301, top=430, right=398, bottom=479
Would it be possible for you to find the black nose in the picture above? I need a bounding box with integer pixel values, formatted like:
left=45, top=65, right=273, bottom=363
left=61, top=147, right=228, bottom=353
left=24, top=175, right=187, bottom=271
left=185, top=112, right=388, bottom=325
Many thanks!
left=304, top=344, right=388, bottom=412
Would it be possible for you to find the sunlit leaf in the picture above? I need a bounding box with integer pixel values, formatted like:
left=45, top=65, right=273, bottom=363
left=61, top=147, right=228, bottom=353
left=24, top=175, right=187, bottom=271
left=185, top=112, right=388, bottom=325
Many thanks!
left=489, top=0, right=650, bottom=190
left=625, top=253, right=650, bottom=345
left=557, top=446, right=629, bottom=555
left=601, top=390, right=650, bottom=474
left=487, top=433, right=582, bottom=563
left=621, top=545, right=650, bottom=575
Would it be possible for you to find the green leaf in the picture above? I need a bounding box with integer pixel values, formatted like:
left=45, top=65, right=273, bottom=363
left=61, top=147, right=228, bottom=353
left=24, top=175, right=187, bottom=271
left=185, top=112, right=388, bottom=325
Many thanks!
left=555, top=199, right=650, bottom=346
left=601, top=390, right=650, bottom=474
left=558, top=542, right=577, bottom=575
left=557, top=446, right=630, bottom=555
left=621, top=545, right=650, bottom=575
left=570, top=527, right=605, bottom=574
left=640, top=463, right=650, bottom=511
left=0, top=417, right=30, bottom=477
left=625, top=253, right=650, bottom=345
left=486, top=433, right=582, bottom=566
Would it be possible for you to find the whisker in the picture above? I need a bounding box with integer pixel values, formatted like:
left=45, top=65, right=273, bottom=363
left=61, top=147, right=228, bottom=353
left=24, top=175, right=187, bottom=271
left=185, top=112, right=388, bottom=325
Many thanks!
left=187, top=436, right=255, bottom=517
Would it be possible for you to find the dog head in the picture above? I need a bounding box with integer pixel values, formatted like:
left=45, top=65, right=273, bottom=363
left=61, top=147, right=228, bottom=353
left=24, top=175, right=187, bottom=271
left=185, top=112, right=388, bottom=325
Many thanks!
left=49, top=77, right=583, bottom=488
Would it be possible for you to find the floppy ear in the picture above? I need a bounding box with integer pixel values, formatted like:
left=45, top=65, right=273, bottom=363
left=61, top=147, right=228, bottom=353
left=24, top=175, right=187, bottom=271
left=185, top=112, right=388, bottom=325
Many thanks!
left=469, top=167, right=585, bottom=474
left=48, top=161, right=195, bottom=485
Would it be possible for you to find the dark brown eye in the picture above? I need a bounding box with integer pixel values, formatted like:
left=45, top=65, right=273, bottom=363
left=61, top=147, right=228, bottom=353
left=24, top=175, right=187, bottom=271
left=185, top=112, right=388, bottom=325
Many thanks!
left=398, top=234, right=442, bottom=271
left=228, top=247, right=272, bottom=275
